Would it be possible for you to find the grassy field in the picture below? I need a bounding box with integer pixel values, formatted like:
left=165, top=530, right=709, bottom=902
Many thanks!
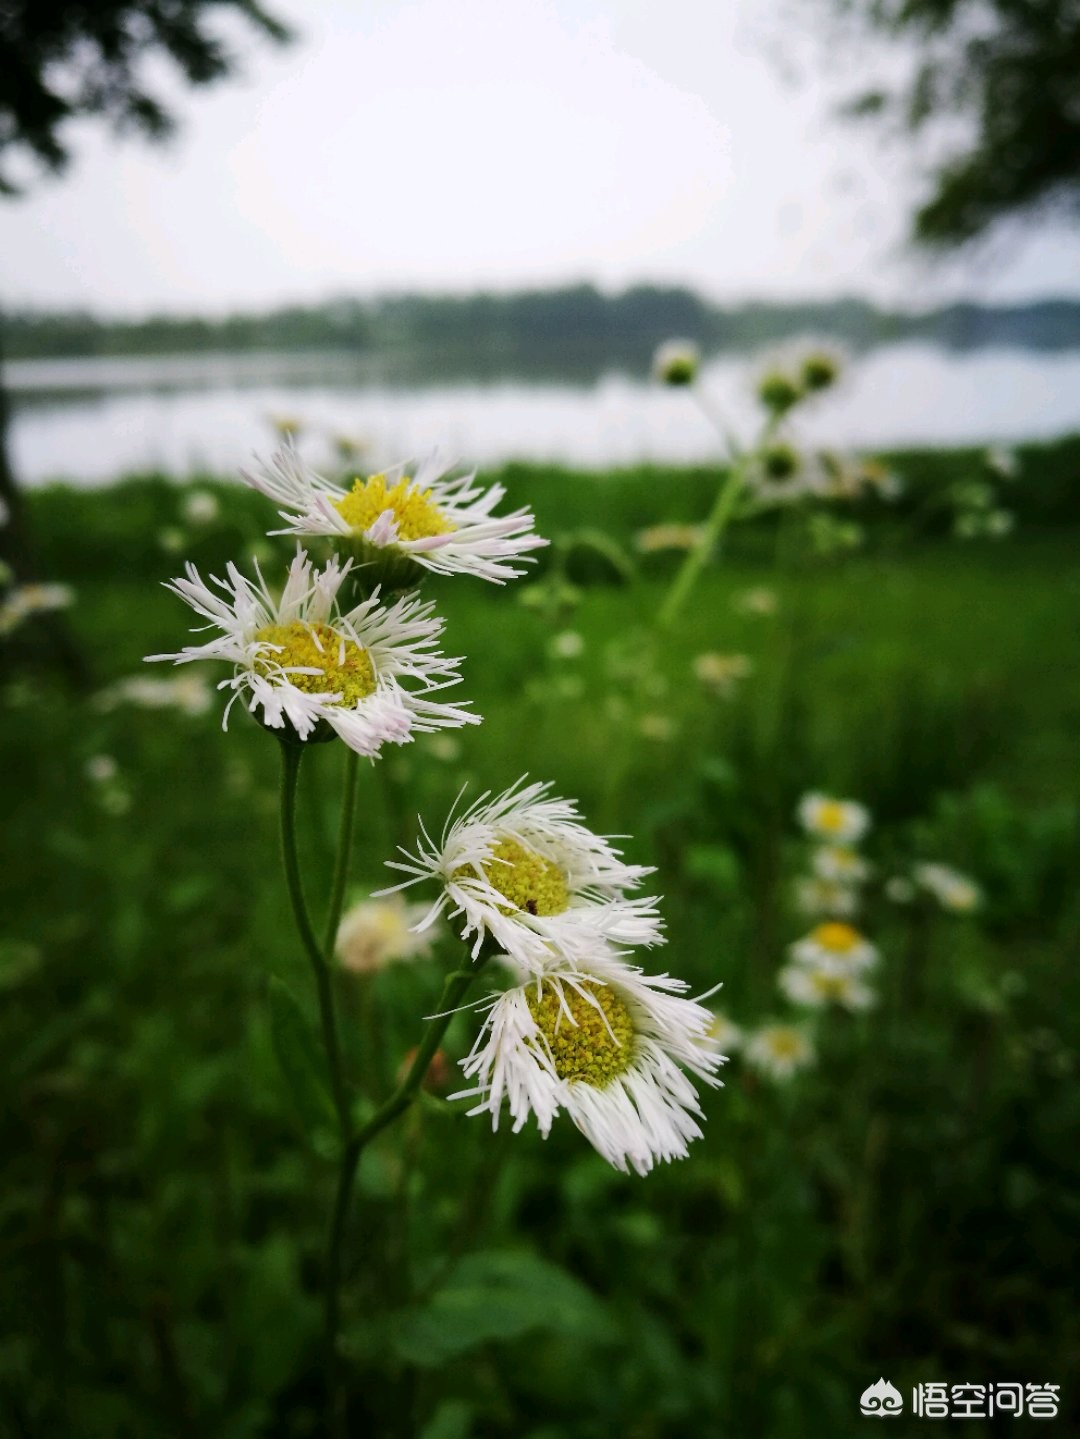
left=3, top=439, right=1079, bottom=1437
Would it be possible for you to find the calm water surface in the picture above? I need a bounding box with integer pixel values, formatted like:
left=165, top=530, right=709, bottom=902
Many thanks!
left=9, top=343, right=1080, bottom=485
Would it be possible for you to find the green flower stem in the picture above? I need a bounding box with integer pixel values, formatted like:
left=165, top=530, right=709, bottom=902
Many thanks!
left=278, top=740, right=350, bottom=1136
left=657, top=454, right=747, bottom=630
left=323, top=957, right=487, bottom=1435
left=322, top=747, right=360, bottom=959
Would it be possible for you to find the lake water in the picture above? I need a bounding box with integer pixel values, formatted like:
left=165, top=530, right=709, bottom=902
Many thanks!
left=9, top=342, right=1080, bottom=486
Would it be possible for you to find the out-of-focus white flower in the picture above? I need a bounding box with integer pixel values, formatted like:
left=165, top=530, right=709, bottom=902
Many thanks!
left=182, top=489, right=220, bottom=525
left=811, top=845, right=871, bottom=885
left=778, top=962, right=875, bottom=1012
left=457, top=948, right=723, bottom=1175
left=744, top=1023, right=815, bottom=1081
left=242, top=442, right=546, bottom=583
left=913, top=862, right=982, bottom=914
left=745, top=442, right=823, bottom=507
left=85, top=754, right=119, bottom=785
left=0, top=583, right=75, bottom=637
left=549, top=630, right=585, bottom=661
left=790, top=921, right=878, bottom=974
left=732, top=586, right=778, bottom=616
left=96, top=672, right=215, bottom=717
left=381, top=779, right=663, bottom=973
left=634, top=523, right=705, bottom=554
left=639, top=712, right=676, bottom=742
left=335, top=893, right=440, bottom=974
left=707, top=1011, right=744, bottom=1052
left=797, top=792, right=871, bottom=845
left=424, top=734, right=462, bottom=764
left=884, top=875, right=916, bottom=905
left=793, top=875, right=861, bottom=919
left=652, top=340, right=700, bottom=387
left=146, top=548, right=478, bottom=756
left=158, top=527, right=187, bottom=554
left=693, top=652, right=753, bottom=698
left=985, top=447, right=1019, bottom=480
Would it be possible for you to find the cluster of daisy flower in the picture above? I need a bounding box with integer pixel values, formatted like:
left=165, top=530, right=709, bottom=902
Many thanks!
left=149, top=442, right=725, bottom=1175
left=721, top=792, right=879, bottom=1087
left=380, top=781, right=725, bottom=1174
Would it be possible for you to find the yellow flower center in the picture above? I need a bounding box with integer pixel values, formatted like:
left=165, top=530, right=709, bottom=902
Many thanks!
left=810, top=971, right=850, bottom=1000
left=816, top=800, right=848, bottom=833
left=529, top=980, right=636, bottom=1087
left=332, top=473, right=455, bottom=541
left=767, top=1028, right=803, bottom=1059
left=457, top=838, right=570, bottom=917
left=255, top=621, right=376, bottom=706
left=812, top=922, right=860, bottom=953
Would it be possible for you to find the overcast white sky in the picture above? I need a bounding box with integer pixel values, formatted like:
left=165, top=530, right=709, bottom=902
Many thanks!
left=2, top=0, right=1077, bottom=316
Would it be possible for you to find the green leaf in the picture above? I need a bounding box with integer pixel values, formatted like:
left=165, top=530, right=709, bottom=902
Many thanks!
left=267, top=977, right=338, bottom=1146
left=392, top=1250, right=619, bottom=1367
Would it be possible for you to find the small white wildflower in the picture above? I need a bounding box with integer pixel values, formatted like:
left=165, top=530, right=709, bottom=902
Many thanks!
left=793, top=875, right=861, bottom=919
left=778, top=962, right=875, bottom=1012
left=158, top=527, right=187, bottom=555
left=789, top=921, right=879, bottom=974
left=634, top=523, right=705, bottom=554
left=0, top=583, right=75, bottom=637
left=85, top=754, right=119, bottom=785
left=182, top=489, right=220, bottom=525
left=242, top=442, right=546, bottom=583
left=96, top=672, right=215, bottom=718
left=797, top=792, right=871, bottom=845
left=811, top=845, right=871, bottom=885
left=985, top=447, right=1019, bottom=480
left=884, top=875, right=916, bottom=905
left=744, top=1023, right=815, bottom=1082
left=707, top=1011, right=744, bottom=1052
left=381, top=779, right=663, bottom=973
left=549, top=630, right=585, bottom=661
left=458, top=948, right=723, bottom=1175
left=693, top=652, right=753, bottom=698
left=912, top=862, right=982, bottom=914
left=146, top=548, right=478, bottom=756
left=336, top=894, right=441, bottom=974
left=732, top=586, right=778, bottom=617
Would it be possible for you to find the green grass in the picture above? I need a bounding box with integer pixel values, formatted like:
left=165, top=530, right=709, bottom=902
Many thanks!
left=2, top=444, right=1079, bottom=1437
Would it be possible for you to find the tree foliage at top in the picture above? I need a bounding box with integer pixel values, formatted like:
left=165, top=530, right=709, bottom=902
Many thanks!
left=826, top=0, right=1080, bottom=246
left=0, top=0, right=291, bottom=195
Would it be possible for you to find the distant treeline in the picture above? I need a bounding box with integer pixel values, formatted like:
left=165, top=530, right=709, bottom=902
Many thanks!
left=6, top=284, right=1080, bottom=363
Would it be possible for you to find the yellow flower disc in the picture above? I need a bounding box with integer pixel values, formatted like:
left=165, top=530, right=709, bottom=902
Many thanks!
left=529, top=980, right=635, bottom=1087
left=256, top=621, right=376, bottom=706
left=332, top=473, right=455, bottom=541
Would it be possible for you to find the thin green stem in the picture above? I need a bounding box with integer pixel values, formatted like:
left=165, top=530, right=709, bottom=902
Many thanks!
left=278, top=741, right=350, bottom=1135
left=657, top=455, right=746, bottom=630
left=322, top=748, right=360, bottom=959
left=322, top=957, right=486, bottom=1436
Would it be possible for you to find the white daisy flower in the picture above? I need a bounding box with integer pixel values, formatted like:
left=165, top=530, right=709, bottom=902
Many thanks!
left=693, top=652, right=753, bottom=698
left=778, top=962, right=875, bottom=1012
left=797, top=792, right=871, bottom=844
left=744, top=1023, right=815, bottom=1082
left=381, top=779, right=663, bottom=971
left=95, top=672, right=215, bottom=718
left=793, top=875, right=861, bottom=919
left=146, top=548, right=478, bottom=756
left=789, top=921, right=879, bottom=975
left=707, top=1011, right=744, bottom=1052
left=241, top=442, right=546, bottom=583
left=811, top=845, right=872, bottom=885
left=0, top=582, right=75, bottom=637
left=457, top=949, right=724, bottom=1175
left=913, top=862, right=982, bottom=914
left=336, top=893, right=441, bottom=974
